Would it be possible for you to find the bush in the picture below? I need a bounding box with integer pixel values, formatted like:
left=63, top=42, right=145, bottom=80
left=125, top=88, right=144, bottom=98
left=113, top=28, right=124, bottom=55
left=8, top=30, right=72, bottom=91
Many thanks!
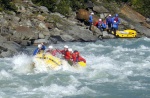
left=0, top=0, right=17, bottom=11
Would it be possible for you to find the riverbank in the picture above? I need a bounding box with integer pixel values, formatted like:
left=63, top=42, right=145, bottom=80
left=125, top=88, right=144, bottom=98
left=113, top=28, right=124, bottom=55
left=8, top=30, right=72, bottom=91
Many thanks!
left=0, top=0, right=150, bottom=57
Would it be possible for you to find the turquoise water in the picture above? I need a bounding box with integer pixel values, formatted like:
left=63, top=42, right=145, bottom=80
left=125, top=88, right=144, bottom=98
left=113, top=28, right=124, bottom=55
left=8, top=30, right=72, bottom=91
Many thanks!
left=0, top=38, right=150, bottom=98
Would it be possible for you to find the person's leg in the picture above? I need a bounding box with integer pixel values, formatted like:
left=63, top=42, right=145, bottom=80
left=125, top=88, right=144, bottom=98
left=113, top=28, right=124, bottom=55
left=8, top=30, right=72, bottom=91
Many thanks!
left=114, top=28, right=116, bottom=36
left=89, top=22, right=92, bottom=30
left=108, top=23, right=112, bottom=33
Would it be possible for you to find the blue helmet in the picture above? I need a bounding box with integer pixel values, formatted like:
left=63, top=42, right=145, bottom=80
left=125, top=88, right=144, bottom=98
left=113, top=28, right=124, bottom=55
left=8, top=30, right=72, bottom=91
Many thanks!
left=115, top=14, right=118, bottom=17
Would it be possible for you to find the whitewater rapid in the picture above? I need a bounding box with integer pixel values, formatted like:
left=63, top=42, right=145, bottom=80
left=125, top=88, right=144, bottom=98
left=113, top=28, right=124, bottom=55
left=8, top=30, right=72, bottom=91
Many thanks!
left=0, top=37, right=150, bottom=98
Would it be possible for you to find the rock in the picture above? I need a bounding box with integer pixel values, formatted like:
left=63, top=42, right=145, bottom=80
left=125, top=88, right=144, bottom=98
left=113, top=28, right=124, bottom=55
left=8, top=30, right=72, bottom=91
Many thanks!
left=45, top=23, right=55, bottom=29
left=49, top=37, right=57, bottom=44
left=39, top=6, right=49, bottom=13
left=66, top=26, right=97, bottom=42
left=102, top=31, right=115, bottom=39
left=0, top=41, right=21, bottom=57
left=50, top=28, right=61, bottom=36
left=26, top=19, right=33, bottom=27
left=146, top=18, right=150, bottom=23
left=1, top=41, right=21, bottom=52
left=61, top=34, right=75, bottom=42
left=39, top=33, right=45, bottom=39
left=91, top=26, right=103, bottom=37
left=37, top=15, right=46, bottom=21
left=121, top=5, right=145, bottom=23
left=0, top=35, right=7, bottom=42
left=99, top=14, right=104, bottom=19
left=134, top=23, right=150, bottom=37
left=85, top=1, right=94, bottom=8
left=13, top=26, right=37, bottom=40
left=20, top=40, right=31, bottom=46
left=76, top=9, right=99, bottom=25
left=43, top=31, right=50, bottom=36
left=93, top=6, right=109, bottom=13
left=34, top=39, right=50, bottom=45
left=17, top=5, right=26, bottom=13
left=12, top=16, right=21, bottom=23
left=120, top=18, right=128, bottom=25
left=1, top=50, right=13, bottom=57
left=38, top=22, right=48, bottom=30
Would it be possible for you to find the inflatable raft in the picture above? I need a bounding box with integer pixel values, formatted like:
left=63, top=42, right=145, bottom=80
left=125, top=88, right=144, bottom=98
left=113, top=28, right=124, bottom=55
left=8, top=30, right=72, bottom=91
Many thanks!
left=112, top=29, right=137, bottom=38
left=33, top=53, right=86, bottom=70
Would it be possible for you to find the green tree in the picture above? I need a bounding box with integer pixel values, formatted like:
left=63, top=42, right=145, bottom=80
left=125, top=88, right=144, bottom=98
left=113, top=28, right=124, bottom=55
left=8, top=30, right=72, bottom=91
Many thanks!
left=0, top=0, right=16, bottom=11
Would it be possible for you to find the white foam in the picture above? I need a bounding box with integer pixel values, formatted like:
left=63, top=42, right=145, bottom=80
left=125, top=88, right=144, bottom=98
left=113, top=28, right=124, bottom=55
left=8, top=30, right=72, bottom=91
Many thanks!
left=0, top=70, right=12, bottom=80
left=12, top=53, right=33, bottom=74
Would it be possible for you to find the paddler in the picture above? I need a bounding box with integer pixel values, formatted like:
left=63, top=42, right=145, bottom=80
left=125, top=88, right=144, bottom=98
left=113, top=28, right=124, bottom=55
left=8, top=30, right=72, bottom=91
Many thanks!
left=60, top=45, right=69, bottom=58
left=72, top=50, right=86, bottom=63
left=46, top=45, right=59, bottom=56
left=33, top=44, right=42, bottom=55
left=65, top=48, right=73, bottom=65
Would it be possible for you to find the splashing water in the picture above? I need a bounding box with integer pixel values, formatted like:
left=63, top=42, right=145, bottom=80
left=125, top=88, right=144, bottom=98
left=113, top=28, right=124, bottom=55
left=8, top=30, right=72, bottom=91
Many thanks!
left=0, top=38, right=150, bottom=98
left=12, top=53, right=34, bottom=74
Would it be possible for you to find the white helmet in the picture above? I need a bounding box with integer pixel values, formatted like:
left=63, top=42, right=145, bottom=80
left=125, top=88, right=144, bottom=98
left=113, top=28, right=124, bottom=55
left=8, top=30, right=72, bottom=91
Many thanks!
left=38, top=44, right=42, bottom=48
left=99, top=19, right=102, bottom=21
left=91, top=12, right=94, bottom=15
left=64, top=45, right=68, bottom=48
left=68, top=48, right=73, bottom=52
left=48, top=45, right=53, bottom=49
left=114, top=21, right=116, bottom=23
left=109, top=14, right=111, bottom=16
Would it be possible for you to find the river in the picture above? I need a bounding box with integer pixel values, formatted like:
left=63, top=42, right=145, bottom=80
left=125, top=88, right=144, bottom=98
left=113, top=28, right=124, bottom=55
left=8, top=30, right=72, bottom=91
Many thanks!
left=0, top=38, right=150, bottom=98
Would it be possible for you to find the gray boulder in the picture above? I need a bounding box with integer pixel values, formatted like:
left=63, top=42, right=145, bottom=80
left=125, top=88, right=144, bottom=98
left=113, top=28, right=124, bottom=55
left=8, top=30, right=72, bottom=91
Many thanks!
left=13, top=26, right=38, bottom=40
left=102, top=31, right=115, bottom=39
left=134, top=23, right=150, bottom=37
left=39, top=6, right=49, bottom=13
left=0, top=41, right=21, bottom=57
left=66, top=26, right=97, bottom=42
left=34, top=39, right=50, bottom=45
left=93, top=5, right=109, bottom=13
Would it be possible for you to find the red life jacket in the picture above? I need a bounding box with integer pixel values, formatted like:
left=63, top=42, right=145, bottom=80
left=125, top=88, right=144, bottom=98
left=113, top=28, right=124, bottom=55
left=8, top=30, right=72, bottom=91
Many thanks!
left=78, top=56, right=86, bottom=63
left=72, top=53, right=77, bottom=62
left=64, top=50, right=71, bottom=60
left=60, top=49, right=67, bottom=55
left=114, top=17, right=118, bottom=22
left=94, top=21, right=99, bottom=26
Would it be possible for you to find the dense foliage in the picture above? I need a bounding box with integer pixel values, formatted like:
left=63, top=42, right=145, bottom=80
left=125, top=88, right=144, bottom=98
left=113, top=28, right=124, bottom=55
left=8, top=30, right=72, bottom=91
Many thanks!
left=31, top=0, right=150, bottom=17
left=0, top=0, right=149, bottom=17
left=0, top=0, right=16, bottom=11
left=31, top=0, right=88, bottom=16
left=104, top=0, right=150, bottom=17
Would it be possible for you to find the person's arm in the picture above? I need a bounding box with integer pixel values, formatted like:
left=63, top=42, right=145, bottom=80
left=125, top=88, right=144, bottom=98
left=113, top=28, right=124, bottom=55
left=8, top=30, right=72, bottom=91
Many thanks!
left=79, top=56, right=86, bottom=63
left=41, top=45, right=46, bottom=50
left=33, top=48, right=39, bottom=56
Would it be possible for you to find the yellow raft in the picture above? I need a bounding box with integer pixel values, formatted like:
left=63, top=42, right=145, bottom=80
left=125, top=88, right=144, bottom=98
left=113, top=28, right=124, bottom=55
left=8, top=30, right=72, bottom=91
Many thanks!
left=34, top=53, right=62, bottom=70
left=33, top=53, right=86, bottom=70
left=112, top=29, right=137, bottom=38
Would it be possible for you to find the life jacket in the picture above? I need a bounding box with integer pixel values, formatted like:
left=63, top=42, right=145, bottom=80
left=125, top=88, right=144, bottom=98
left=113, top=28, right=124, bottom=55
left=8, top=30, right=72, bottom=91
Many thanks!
left=72, top=53, right=77, bottom=62
left=94, top=21, right=99, bottom=26
left=89, top=15, right=93, bottom=23
left=61, top=49, right=67, bottom=55
left=98, top=21, right=103, bottom=28
left=64, top=50, right=71, bottom=60
left=112, top=22, right=118, bottom=29
left=47, top=49, right=57, bottom=56
left=33, top=48, right=42, bottom=55
left=78, top=56, right=86, bottom=63
left=102, top=23, right=106, bottom=28
left=106, top=17, right=112, bottom=24
left=114, top=17, right=118, bottom=22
